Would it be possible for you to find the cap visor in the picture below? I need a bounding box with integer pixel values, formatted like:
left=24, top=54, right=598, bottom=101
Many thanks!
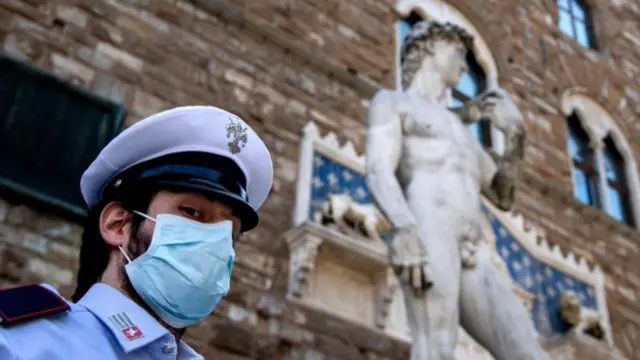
left=154, top=179, right=259, bottom=231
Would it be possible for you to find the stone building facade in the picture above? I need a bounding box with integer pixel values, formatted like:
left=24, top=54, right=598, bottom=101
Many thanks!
left=0, top=0, right=639, bottom=359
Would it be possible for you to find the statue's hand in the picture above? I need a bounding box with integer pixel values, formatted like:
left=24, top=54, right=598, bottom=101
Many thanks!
left=492, top=158, right=522, bottom=210
left=389, top=226, right=433, bottom=296
left=454, top=99, right=483, bottom=124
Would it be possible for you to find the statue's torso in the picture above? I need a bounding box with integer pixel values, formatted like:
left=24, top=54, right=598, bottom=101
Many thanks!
left=394, top=94, right=487, bottom=218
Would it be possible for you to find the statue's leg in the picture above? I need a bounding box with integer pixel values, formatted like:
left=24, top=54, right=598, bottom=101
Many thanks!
left=459, top=242, right=550, bottom=360
left=402, top=218, right=461, bottom=360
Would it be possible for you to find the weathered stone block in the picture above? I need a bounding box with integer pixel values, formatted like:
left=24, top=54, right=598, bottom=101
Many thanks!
left=54, top=5, right=89, bottom=28
left=19, top=230, right=49, bottom=254
left=25, top=257, right=73, bottom=286
left=95, top=41, right=143, bottom=72
left=51, top=53, right=96, bottom=85
left=90, top=72, right=134, bottom=105
left=2, top=32, right=43, bottom=61
left=6, top=205, right=38, bottom=227
left=209, top=321, right=256, bottom=356
left=33, top=216, right=82, bottom=245
left=132, top=89, right=166, bottom=118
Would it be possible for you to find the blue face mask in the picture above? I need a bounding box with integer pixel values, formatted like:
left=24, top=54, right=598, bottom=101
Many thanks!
left=119, top=212, right=235, bottom=329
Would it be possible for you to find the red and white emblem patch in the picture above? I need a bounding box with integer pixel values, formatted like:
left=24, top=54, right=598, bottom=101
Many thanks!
left=108, top=312, right=145, bottom=341
left=122, top=325, right=143, bottom=341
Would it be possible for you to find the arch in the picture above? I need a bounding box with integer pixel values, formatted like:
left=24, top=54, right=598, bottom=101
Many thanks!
left=396, top=0, right=499, bottom=88
left=561, top=90, right=634, bottom=161
left=561, top=89, right=640, bottom=228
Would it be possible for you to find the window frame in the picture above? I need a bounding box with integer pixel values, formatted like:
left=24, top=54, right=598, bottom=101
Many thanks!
left=566, top=111, right=638, bottom=226
left=557, top=0, right=597, bottom=49
left=0, top=53, right=126, bottom=219
left=567, top=114, right=600, bottom=207
left=602, top=136, right=634, bottom=226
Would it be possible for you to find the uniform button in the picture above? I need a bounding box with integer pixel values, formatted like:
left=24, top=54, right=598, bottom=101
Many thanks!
left=163, top=343, right=176, bottom=353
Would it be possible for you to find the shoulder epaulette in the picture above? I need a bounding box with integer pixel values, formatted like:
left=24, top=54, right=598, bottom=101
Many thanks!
left=0, top=284, right=70, bottom=326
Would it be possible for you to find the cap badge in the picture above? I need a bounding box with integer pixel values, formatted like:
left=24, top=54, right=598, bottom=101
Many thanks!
left=226, top=117, right=248, bottom=155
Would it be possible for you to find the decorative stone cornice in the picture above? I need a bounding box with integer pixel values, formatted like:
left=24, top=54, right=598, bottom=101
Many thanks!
left=283, top=221, right=388, bottom=270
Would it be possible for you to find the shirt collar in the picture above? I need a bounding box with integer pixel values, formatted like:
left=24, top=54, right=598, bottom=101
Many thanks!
left=178, top=341, right=204, bottom=360
left=77, top=283, right=168, bottom=353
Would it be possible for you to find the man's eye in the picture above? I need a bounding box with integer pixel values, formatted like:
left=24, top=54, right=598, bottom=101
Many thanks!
left=180, top=206, right=202, bottom=218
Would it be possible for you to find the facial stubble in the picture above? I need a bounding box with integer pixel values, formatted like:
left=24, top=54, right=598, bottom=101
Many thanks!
left=120, top=222, right=187, bottom=341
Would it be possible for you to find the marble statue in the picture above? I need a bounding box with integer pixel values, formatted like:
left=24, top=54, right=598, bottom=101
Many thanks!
left=364, top=20, right=549, bottom=360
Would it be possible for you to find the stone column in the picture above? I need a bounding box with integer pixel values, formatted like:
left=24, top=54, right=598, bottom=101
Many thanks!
left=590, top=140, right=609, bottom=212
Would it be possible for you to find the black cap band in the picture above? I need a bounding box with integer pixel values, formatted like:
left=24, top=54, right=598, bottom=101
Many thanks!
left=136, top=164, right=248, bottom=202
left=100, top=151, right=259, bottom=231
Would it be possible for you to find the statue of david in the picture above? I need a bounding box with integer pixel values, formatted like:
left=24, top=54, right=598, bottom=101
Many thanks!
left=365, top=20, right=550, bottom=360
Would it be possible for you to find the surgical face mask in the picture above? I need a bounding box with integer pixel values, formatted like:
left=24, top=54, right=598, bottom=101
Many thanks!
left=119, top=212, right=235, bottom=328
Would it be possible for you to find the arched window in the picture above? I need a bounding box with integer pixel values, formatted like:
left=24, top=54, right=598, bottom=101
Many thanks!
left=603, top=137, right=633, bottom=225
left=398, top=14, right=491, bottom=147
left=562, top=91, right=640, bottom=228
left=567, top=114, right=599, bottom=207
left=557, top=0, right=596, bottom=49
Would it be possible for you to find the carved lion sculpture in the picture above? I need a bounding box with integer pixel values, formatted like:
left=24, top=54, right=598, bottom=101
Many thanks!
left=319, top=193, right=392, bottom=241
left=559, top=290, right=605, bottom=340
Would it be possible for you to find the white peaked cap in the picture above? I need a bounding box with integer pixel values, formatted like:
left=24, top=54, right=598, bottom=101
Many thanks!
left=80, top=105, right=273, bottom=230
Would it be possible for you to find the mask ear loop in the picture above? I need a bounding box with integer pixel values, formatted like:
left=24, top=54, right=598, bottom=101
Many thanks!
left=118, top=246, right=133, bottom=264
left=119, top=211, right=156, bottom=264
left=133, top=210, right=156, bottom=223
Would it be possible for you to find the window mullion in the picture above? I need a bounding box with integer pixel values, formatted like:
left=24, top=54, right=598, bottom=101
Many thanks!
left=593, top=147, right=611, bottom=212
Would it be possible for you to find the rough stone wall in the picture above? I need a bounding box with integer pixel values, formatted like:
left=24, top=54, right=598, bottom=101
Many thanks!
left=0, top=0, right=639, bottom=359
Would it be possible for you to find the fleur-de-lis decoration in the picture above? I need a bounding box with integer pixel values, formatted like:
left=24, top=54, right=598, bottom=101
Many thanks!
left=226, top=116, right=248, bottom=154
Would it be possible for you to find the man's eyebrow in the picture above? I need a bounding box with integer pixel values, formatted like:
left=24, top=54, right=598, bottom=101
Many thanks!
left=176, top=193, right=211, bottom=204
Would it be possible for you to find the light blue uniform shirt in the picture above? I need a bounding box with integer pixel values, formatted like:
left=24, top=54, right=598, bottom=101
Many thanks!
left=0, top=283, right=203, bottom=360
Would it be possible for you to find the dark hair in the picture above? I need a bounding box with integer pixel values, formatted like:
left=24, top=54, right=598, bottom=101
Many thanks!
left=71, top=186, right=157, bottom=302
left=400, top=20, right=474, bottom=90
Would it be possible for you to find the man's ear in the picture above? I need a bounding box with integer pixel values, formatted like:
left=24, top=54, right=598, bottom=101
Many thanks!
left=99, top=201, right=132, bottom=247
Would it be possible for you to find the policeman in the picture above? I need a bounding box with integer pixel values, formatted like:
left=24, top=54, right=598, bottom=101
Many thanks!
left=0, top=106, right=273, bottom=359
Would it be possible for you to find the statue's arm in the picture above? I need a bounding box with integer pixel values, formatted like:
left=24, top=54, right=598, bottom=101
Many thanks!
left=479, top=131, right=526, bottom=212
left=479, top=149, right=507, bottom=210
left=364, top=90, right=417, bottom=228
